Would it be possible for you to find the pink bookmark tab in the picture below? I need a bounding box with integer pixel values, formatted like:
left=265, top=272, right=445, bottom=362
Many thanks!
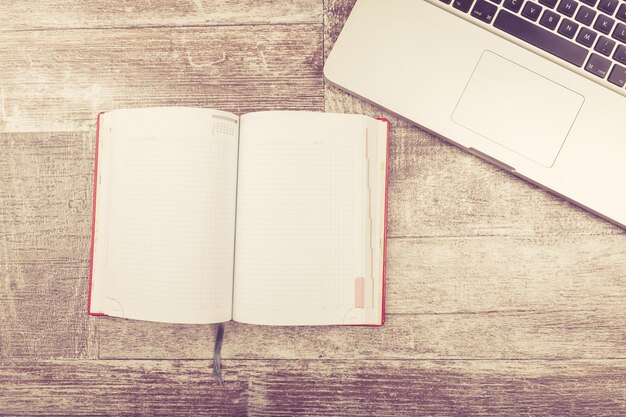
left=355, top=277, right=365, bottom=308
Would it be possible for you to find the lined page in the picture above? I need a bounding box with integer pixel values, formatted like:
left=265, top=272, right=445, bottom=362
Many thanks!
left=98, top=108, right=239, bottom=324
left=233, top=111, right=371, bottom=325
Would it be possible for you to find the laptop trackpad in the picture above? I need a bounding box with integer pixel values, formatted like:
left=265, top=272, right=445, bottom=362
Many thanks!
left=452, top=51, right=584, bottom=168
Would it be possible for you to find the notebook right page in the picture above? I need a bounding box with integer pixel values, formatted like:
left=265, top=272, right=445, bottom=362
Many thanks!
left=233, top=111, right=381, bottom=325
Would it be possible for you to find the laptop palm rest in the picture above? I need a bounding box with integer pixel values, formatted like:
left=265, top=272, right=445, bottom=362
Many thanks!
left=451, top=51, right=584, bottom=168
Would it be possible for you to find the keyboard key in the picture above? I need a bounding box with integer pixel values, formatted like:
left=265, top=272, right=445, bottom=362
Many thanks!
left=576, top=27, right=599, bottom=46
left=503, top=0, right=524, bottom=12
left=494, top=10, right=589, bottom=66
left=579, top=0, right=597, bottom=5
left=612, top=22, right=626, bottom=42
left=585, top=52, right=612, bottom=77
left=522, top=2, right=543, bottom=20
left=440, top=0, right=453, bottom=5
left=594, top=14, right=615, bottom=34
left=472, top=0, right=499, bottom=23
left=558, top=18, right=580, bottom=37
left=557, top=0, right=578, bottom=16
left=539, top=0, right=558, bottom=7
left=617, top=4, right=626, bottom=22
left=597, top=0, right=618, bottom=15
left=608, top=64, right=626, bottom=86
left=595, top=35, right=616, bottom=55
left=540, top=9, right=561, bottom=28
left=575, top=5, right=596, bottom=25
left=614, top=44, right=626, bottom=64
left=453, top=0, right=475, bottom=12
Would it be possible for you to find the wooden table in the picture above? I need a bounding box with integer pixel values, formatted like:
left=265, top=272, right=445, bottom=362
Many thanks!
left=1, top=1, right=625, bottom=415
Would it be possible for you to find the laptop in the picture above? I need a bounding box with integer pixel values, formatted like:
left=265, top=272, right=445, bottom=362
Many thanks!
left=324, top=0, right=626, bottom=229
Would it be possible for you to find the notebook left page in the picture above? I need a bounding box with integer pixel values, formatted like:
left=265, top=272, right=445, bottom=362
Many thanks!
left=89, top=107, right=239, bottom=324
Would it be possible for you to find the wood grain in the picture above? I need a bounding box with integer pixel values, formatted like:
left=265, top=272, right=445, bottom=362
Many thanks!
left=0, top=24, right=323, bottom=133
left=99, top=309, right=626, bottom=360
left=386, top=127, right=623, bottom=237
left=0, top=132, right=94, bottom=359
left=323, top=0, right=357, bottom=59
left=385, top=236, right=626, bottom=314
left=3, top=0, right=322, bottom=30
left=0, top=359, right=624, bottom=416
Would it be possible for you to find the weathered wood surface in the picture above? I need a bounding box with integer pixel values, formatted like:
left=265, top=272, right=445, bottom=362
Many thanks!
left=99, top=309, right=626, bottom=360
left=385, top=126, right=622, bottom=237
left=0, top=132, right=96, bottom=359
left=1, top=0, right=625, bottom=415
left=0, top=359, right=624, bottom=416
left=2, top=0, right=322, bottom=30
left=0, top=25, right=323, bottom=133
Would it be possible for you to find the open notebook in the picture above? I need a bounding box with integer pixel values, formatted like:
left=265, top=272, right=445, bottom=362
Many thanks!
left=89, top=108, right=389, bottom=326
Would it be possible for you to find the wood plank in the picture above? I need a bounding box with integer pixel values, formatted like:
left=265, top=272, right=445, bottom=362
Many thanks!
left=99, top=309, right=626, bottom=360
left=0, top=360, right=246, bottom=416
left=387, top=129, right=622, bottom=237
left=0, top=132, right=94, bottom=359
left=386, top=235, right=626, bottom=314
left=324, top=0, right=357, bottom=60
left=0, top=24, right=323, bottom=133
left=0, top=359, right=624, bottom=416
left=4, top=0, right=322, bottom=30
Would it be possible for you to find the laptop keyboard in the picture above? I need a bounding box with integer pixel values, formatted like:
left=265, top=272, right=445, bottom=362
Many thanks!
left=438, top=0, right=626, bottom=91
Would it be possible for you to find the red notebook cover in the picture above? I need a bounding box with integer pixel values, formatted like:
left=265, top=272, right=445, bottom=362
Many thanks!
left=88, top=112, right=107, bottom=317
